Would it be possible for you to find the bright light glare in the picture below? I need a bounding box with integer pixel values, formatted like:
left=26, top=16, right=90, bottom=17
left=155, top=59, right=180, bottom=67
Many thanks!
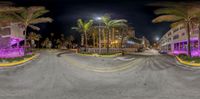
left=155, top=37, right=159, bottom=41
left=96, top=17, right=102, bottom=20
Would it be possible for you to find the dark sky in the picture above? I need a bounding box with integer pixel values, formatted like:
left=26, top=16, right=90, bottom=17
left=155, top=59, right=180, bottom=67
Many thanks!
left=6, top=0, right=187, bottom=42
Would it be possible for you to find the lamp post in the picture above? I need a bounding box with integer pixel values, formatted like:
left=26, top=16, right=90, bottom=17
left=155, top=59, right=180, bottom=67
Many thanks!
left=95, top=17, right=102, bottom=54
left=155, top=36, right=160, bottom=49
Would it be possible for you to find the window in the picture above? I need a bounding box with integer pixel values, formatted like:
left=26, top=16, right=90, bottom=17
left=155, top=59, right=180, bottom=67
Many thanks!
left=173, top=35, right=179, bottom=40
left=180, top=26, right=185, bottom=30
left=173, top=28, right=179, bottom=33
left=168, top=32, right=172, bottom=36
left=182, top=33, right=185, bottom=36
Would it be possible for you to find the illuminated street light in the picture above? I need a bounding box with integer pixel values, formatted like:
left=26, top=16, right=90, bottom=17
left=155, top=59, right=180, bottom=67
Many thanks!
left=96, top=17, right=102, bottom=20
left=155, top=37, right=160, bottom=41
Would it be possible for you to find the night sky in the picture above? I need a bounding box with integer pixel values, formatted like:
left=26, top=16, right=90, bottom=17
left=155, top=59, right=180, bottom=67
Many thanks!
left=5, top=0, right=189, bottom=43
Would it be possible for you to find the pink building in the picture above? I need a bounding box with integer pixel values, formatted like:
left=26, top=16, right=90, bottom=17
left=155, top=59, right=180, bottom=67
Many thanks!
left=159, top=24, right=200, bottom=56
left=0, top=23, right=25, bottom=58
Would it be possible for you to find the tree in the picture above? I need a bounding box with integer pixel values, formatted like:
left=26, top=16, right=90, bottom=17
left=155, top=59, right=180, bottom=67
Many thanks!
left=50, top=33, right=55, bottom=48
left=56, top=39, right=62, bottom=49
left=42, top=38, right=51, bottom=48
left=27, top=32, right=41, bottom=48
left=119, top=25, right=129, bottom=51
left=5, top=6, right=53, bottom=53
left=73, top=19, right=93, bottom=51
left=66, top=35, right=74, bottom=48
left=101, top=14, right=127, bottom=53
left=152, top=2, right=200, bottom=57
left=0, top=6, right=24, bottom=27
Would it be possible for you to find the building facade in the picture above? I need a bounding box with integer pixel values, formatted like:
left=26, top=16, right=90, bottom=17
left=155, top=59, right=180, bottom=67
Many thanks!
left=0, top=23, right=25, bottom=58
left=159, top=25, right=199, bottom=56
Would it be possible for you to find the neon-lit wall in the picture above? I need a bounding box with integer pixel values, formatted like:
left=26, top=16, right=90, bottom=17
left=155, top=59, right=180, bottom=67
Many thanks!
left=0, top=48, right=24, bottom=58
left=159, top=24, right=200, bottom=57
left=0, top=23, right=25, bottom=58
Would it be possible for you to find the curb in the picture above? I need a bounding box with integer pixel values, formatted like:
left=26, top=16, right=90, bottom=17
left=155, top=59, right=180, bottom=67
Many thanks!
left=0, top=53, right=40, bottom=67
left=176, top=56, right=200, bottom=67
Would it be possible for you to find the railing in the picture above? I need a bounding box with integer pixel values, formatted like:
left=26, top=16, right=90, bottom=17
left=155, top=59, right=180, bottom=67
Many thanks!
left=0, top=48, right=24, bottom=58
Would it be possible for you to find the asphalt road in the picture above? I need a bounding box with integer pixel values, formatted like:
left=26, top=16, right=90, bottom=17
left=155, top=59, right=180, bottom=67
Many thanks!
left=0, top=50, right=200, bottom=99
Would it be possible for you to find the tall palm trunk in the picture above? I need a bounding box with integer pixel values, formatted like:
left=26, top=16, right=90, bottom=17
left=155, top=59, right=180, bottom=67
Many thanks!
left=121, top=29, right=125, bottom=49
left=24, top=26, right=28, bottom=55
left=121, top=36, right=124, bottom=49
left=92, top=32, right=95, bottom=47
left=98, top=27, right=101, bottom=54
left=121, top=29, right=125, bottom=55
left=186, top=22, right=191, bottom=58
left=37, top=41, right=40, bottom=48
left=103, top=29, right=106, bottom=48
left=84, top=31, right=88, bottom=52
left=112, top=28, right=114, bottom=48
left=107, top=28, right=110, bottom=53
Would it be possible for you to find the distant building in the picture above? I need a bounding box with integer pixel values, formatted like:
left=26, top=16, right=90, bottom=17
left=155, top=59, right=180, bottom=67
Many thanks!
left=142, top=36, right=150, bottom=49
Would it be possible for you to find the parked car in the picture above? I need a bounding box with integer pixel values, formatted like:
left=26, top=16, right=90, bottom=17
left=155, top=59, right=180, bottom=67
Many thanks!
left=159, top=50, right=167, bottom=54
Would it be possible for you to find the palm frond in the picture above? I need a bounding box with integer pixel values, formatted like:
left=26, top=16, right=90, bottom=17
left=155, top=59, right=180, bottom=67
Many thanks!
left=0, top=7, right=24, bottom=12
left=170, top=21, right=184, bottom=28
left=154, top=8, right=186, bottom=17
left=152, top=15, right=183, bottom=23
left=28, top=25, right=40, bottom=31
left=109, top=19, right=127, bottom=26
left=29, top=17, right=53, bottom=24
left=84, top=19, right=93, bottom=31
left=102, top=15, right=111, bottom=26
left=77, top=19, right=84, bottom=29
left=32, top=9, right=49, bottom=18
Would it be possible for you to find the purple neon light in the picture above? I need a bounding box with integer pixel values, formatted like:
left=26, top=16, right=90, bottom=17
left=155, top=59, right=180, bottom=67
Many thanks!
left=0, top=48, right=24, bottom=58
left=173, top=50, right=200, bottom=57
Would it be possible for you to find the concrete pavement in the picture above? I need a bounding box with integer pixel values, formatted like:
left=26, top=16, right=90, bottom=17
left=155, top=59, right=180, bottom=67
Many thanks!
left=0, top=50, right=200, bottom=99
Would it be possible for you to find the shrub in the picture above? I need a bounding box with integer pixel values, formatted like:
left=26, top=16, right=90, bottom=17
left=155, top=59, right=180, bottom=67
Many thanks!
left=178, top=54, right=200, bottom=63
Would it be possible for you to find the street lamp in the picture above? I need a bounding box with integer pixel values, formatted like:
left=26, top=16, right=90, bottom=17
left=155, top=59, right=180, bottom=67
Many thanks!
left=96, top=17, right=102, bottom=21
left=95, top=17, right=102, bottom=54
left=155, top=36, right=160, bottom=41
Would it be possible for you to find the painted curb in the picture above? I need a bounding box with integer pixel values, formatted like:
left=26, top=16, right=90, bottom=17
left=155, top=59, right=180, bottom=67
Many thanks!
left=0, top=54, right=39, bottom=67
left=176, top=56, right=200, bottom=67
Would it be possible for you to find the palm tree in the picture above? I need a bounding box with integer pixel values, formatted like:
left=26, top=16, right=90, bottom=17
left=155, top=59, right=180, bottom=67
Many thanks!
left=119, top=25, right=129, bottom=50
left=66, top=35, right=74, bottom=48
left=5, top=6, right=53, bottom=53
left=50, top=33, right=54, bottom=48
left=90, top=27, right=98, bottom=48
left=101, top=15, right=127, bottom=53
left=0, top=7, right=24, bottom=27
left=56, top=39, right=62, bottom=49
left=27, top=32, right=41, bottom=48
left=73, top=19, right=93, bottom=51
left=152, top=2, right=200, bottom=57
left=42, top=38, right=51, bottom=48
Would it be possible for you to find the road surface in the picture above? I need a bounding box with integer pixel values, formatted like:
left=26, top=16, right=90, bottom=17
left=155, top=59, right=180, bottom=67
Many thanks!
left=0, top=50, right=200, bottom=99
